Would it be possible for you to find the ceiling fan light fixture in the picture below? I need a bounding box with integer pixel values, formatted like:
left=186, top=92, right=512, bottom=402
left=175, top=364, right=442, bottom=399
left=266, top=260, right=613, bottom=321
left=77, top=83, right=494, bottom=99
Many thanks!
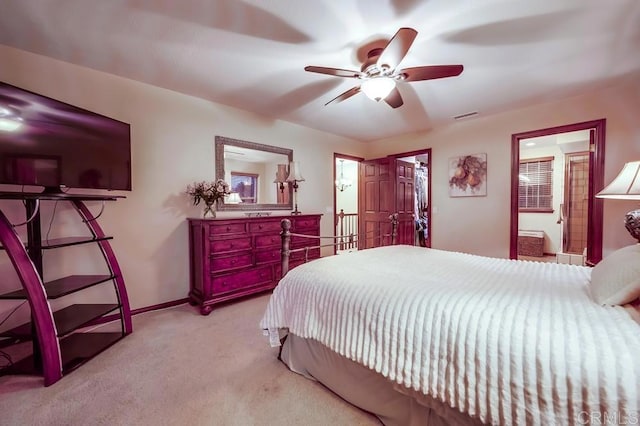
left=304, top=28, right=463, bottom=108
left=361, top=77, right=396, bottom=102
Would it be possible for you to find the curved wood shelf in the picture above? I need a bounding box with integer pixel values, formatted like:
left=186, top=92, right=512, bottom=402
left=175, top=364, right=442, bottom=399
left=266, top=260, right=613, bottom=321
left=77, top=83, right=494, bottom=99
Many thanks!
left=5, top=332, right=124, bottom=376
left=0, top=274, right=116, bottom=300
left=0, top=196, right=131, bottom=386
left=0, top=303, right=120, bottom=339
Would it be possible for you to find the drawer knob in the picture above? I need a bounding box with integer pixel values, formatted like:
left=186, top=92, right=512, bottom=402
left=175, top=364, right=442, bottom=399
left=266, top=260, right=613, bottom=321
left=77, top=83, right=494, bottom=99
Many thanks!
left=258, top=225, right=263, bottom=229
left=226, top=226, right=231, bottom=231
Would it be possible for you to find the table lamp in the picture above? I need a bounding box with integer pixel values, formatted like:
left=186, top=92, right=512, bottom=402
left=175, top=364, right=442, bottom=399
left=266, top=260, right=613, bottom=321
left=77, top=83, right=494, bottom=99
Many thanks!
left=286, top=161, right=305, bottom=215
left=596, top=161, right=640, bottom=242
left=226, top=192, right=242, bottom=204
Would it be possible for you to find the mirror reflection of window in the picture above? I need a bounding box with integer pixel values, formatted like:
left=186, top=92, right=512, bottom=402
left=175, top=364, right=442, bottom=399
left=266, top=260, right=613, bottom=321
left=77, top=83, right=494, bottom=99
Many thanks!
left=231, top=172, right=258, bottom=204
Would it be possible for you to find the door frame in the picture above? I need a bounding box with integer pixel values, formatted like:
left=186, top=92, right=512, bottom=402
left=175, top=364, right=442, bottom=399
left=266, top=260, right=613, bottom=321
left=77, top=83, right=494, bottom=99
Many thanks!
left=509, top=119, right=606, bottom=264
left=389, top=148, right=432, bottom=248
left=333, top=153, right=364, bottom=254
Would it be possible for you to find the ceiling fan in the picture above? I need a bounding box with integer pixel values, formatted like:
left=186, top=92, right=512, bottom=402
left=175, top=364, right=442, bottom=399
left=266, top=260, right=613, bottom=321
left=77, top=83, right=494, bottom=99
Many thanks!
left=304, top=27, right=463, bottom=109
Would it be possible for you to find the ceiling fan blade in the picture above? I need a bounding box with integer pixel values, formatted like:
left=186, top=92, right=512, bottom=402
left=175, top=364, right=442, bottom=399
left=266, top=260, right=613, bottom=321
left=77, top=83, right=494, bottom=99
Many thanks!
left=305, top=66, right=362, bottom=78
left=376, top=27, right=418, bottom=72
left=325, top=86, right=361, bottom=106
left=383, top=87, right=404, bottom=108
left=400, top=65, right=464, bottom=82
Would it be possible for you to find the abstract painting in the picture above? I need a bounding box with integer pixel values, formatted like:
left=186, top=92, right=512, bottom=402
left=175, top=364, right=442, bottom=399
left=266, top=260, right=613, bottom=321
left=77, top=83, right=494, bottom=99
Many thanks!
left=448, top=153, right=487, bottom=197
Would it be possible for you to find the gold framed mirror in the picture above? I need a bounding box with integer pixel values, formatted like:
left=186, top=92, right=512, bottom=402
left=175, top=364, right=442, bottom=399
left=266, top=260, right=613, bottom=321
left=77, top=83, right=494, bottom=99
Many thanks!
left=215, top=136, right=293, bottom=211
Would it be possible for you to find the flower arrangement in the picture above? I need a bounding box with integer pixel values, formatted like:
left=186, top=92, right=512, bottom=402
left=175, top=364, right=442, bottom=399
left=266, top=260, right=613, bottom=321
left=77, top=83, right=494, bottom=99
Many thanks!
left=186, top=180, right=230, bottom=217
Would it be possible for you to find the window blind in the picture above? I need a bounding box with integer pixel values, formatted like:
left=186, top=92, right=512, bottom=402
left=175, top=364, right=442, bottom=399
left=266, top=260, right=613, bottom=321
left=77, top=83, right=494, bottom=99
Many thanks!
left=519, top=157, right=553, bottom=210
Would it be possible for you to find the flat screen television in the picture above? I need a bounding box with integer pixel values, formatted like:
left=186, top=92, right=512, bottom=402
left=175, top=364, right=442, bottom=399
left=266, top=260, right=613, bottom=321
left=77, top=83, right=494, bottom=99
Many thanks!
left=0, top=81, right=131, bottom=193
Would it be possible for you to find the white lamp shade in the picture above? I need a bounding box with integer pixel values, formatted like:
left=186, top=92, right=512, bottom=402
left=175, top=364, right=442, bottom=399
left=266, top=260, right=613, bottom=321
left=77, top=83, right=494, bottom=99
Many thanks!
left=226, top=192, right=243, bottom=204
left=596, top=161, right=640, bottom=200
left=360, top=77, right=396, bottom=101
left=286, top=161, right=305, bottom=182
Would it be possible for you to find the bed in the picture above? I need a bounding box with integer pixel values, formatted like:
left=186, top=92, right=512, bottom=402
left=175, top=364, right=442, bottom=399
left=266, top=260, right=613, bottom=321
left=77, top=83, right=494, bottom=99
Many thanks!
left=260, top=220, right=640, bottom=425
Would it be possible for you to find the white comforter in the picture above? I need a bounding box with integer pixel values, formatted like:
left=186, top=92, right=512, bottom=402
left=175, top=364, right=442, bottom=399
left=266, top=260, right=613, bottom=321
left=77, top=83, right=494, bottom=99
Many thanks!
left=260, top=245, right=640, bottom=425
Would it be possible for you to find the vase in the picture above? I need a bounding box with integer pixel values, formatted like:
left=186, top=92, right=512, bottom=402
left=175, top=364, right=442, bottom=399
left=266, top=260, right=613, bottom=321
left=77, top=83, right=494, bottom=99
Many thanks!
left=203, top=199, right=217, bottom=218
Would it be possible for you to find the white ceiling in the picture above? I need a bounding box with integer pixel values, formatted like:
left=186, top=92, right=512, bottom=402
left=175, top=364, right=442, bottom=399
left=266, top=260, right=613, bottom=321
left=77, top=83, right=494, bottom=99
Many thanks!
left=1, top=0, right=639, bottom=142
left=521, top=129, right=590, bottom=154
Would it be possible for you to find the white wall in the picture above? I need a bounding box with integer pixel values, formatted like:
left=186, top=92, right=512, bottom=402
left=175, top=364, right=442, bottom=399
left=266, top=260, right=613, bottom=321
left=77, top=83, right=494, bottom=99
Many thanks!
left=367, top=76, right=640, bottom=258
left=0, top=46, right=368, bottom=321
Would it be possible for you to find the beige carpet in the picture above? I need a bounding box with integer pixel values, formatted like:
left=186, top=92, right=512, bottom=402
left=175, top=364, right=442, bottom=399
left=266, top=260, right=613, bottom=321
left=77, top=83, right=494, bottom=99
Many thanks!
left=0, top=294, right=380, bottom=425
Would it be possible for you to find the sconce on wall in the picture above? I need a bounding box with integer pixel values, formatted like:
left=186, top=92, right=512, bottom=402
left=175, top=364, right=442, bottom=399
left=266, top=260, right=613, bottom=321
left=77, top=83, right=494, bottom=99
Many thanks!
left=286, top=161, right=305, bottom=215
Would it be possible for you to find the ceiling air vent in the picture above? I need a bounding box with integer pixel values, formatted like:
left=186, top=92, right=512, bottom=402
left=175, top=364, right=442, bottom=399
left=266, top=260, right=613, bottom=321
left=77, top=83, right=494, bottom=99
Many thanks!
left=453, top=111, right=478, bottom=120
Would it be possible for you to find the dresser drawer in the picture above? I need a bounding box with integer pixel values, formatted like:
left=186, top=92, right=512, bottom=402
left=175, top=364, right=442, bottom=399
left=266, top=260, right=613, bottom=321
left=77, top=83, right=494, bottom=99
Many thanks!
left=212, top=266, right=273, bottom=294
left=211, top=252, right=253, bottom=272
left=248, top=220, right=281, bottom=233
left=255, top=248, right=280, bottom=264
left=255, top=233, right=281, bottom=248
left=293, top=217, right=320, bottom=231
left=210, top=222, right=246, bottom=235
left=210, top=237, right=251, bottom=253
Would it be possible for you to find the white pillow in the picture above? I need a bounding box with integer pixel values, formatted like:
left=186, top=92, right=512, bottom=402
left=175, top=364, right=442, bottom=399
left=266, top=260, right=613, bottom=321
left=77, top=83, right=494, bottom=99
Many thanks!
left=590, top=244, right=640, bottom=305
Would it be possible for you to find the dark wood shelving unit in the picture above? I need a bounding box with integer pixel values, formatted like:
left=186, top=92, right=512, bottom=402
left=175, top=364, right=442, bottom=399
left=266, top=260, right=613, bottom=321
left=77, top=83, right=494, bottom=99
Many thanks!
left=0, top=274, right=115, bottom=299
left=0, top=236, right=113, bottom=250
left=0, top=191, right=131, bottom=386
left=0, top=303, right=120, bottom=339
left=5, top=332, right=124, bottom=376
left=0, top=191, right=124, bottom=201
left=37, top=236, right=114, bottom=249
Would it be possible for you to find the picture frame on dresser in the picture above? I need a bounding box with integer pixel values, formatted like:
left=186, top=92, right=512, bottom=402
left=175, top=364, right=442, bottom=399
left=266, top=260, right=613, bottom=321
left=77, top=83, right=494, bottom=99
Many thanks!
left=187, top=214, right=321, bottom=315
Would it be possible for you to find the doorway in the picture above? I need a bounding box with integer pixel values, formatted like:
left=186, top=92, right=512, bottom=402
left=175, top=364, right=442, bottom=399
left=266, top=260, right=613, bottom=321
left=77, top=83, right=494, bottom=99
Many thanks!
left=359, top=156, right=415, bottom=248
left=334, top=153, right=363, bottom=254
left=357, top=149, right=431, bottom=249
left=517, top=131, right=590, bottom=262
left=510, top=119, right=605, bottom=265
left=392, top=149, right=432, bottom=248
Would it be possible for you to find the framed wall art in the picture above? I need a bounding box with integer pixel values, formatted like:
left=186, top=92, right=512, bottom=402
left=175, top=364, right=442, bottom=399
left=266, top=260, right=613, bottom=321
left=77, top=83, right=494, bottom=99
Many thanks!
left=448, top=153, right=487, bottom=197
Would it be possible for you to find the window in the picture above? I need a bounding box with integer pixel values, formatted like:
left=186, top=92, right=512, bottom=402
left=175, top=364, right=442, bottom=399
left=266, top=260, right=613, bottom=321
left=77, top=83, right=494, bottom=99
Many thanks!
left=230, top=172, right=258, bottom=204
left=519, top=156, right=553, bottom=212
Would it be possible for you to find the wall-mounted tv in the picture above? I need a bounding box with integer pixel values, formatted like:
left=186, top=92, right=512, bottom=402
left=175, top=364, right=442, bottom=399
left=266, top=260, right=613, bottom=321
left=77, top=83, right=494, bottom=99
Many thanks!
left=0, top=82, right=131, bottom=192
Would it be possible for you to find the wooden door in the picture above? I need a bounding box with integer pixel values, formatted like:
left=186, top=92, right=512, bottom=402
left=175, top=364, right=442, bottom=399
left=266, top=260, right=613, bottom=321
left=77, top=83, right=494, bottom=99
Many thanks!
left=395, top=159, right=415, bottom=245
left=359, top=157, right=415, bottom=248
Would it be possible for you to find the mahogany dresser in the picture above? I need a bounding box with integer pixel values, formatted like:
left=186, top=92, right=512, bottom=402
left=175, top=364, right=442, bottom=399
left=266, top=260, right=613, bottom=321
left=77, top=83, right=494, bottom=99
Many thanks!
left=187, top=214, right=321, bottom=315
